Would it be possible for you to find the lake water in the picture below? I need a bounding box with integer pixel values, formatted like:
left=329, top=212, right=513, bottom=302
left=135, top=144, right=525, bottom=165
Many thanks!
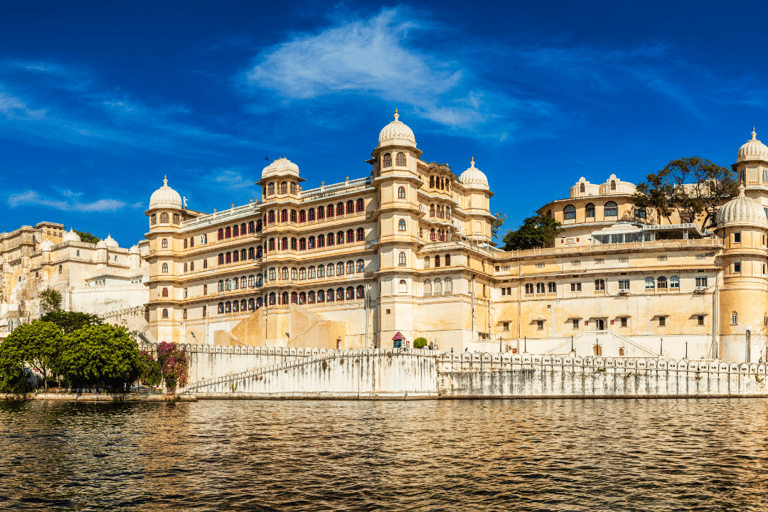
left=1, top=398, right=767, bottom=511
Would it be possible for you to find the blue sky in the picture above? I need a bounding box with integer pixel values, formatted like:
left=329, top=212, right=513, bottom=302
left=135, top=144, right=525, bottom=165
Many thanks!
left=2, top=1, right=767, bottom=246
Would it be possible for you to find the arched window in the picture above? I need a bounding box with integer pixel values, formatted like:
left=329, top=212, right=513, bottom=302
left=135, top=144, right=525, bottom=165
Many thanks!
left=326, top=288, right=335, bottom=302
left=356, top=228, right=364, bottom=241
left=326, top=204, right=334, bottom=218
left=398, top=252, right=407, bottom=266
left=356, top=198, right=364, bottom=212
left=604, top=202, right=618, bottom=217
left=317, top=206, right=325, bottom=220
left=537, top=283, right=545, bottom=294
left=430, top=229, right=436, bottom=241
left=223, top=227, right=230, bottom=238
left=446, top=206, right=451, bottom=219
left=268, top=239, right=275, bottom=251
left=281, top=182, right=287, bottom=194
left=290, top=210, right=297, bottom=223
left=732, top=312, right=738, bottom=325
left=233, top=225, right=239, bottom=237
left=299, top=238, right=306, bottom=251
left=395, top=152, right=406, bottom=166
left=232, top=301, right=239, bottom=313
left=299, top=292, right=306, bottom=304
left=231, top=278, right=238, bottom=290
left=548, top=282, right=556, bottom=293
left=225, top=278, right=231, bottom=291
left=611, top=180, right=616, bottom=191
left=346, top=261, right=354, bottom=274
left=218, top=302, right=224, bottom=314
left=151, top=214, right=157, bottom=225
left=317, top=290, right=325, bottom=303
left=224, top=301, right=232, bottom=313
left=183, top=263, right=187, bottom=273
left=248, top=299, right=255, bottom=311
left=232, top=251, right=239, bottom=263
left=595, top=279, right=605, bottom=291
left=425, top=256, right=430, bottom=268
left=345, top=287, right=354, bottom=300
left=336, top=288, right=344, bottom=301
left=670, top=276, right=680, bottom=289
left=240, top=223, right=246, bottom=235
left=291, top=268, right=298, bottom=280
left=563, top=205, right=576, bottom=220
left=226, top=252, right=232, bottom=264
left=282, top=292, right=289, bottom=304
left=399, top=279, right=407, bottom=293
left=346, top=229, right=354, bottom=243
left=434, top=279, right=442, bottom=294
left=203, top=259, right=208, bottom=269
left=162, top=263, right=168, bottom=273
left=397, top=186, right=406, bottom=199
left=281, top=237, right=288, bottom=250
left=444, top=277, right=453, bottom=293
left=248, top=275, right=255, bottom=287
left=308, top=291, right=315, bottom=304
left=445, top=254, right=451, bottom=266
left=383, top=153, right=392, bottom=167
left=327, top=232, right=335, bottom=247
left=162, top=287, right=169, bottom=298
left=291, top=292, right=298, bottom=304
left=357, top=259, right=364, bottom=273
left=585, top=203, right=595, bottom=218
left=308, top=208, right=315, bottom=221
left=425, top=279, right=432, bottom=295
left=317, top=265, right=325, bottom=278
left=269, top=268, right=276, bottom=280
left=337, top=231, right=344, bottom=245
left=161, top=238, right=168, bottom=248
left=346, top=200, right=354, bottom=214
left=269, top=293, right=276, bottom=305
left=257, top=297, right=263, bottom=308
left=435, top=256, right=441, bottom=267
left=327, top=263, right=334, bottom=277
left=657, top=276, right=668, bottom=289
left=430, top=204, right=435, bottom=217
left=308, top=236, right=315, bottom=250
left=160, top=213, right=169, bottom=223
left=645, top=277, right=655, bottom=289
left=398, top=219, right=406, bottom=231
left=308, top=266, right=316, bottom=279
left=248, top=221, right=254, bottom=234
left=281, top=210, right=288, bottom=223
left=299, top=268, right=306, bottom=280
left=337, top=203, right=344, bottom=216
left=336, top=262, right=344, bottom=276
left=580, top=183, right=585, bottom=193
left=290, top=182, right=297, bottom=194
left=257, top=246, right=263, bottom=258
left=268, top=211, right=275, bottom=224
left=256, top=274, right=263, bottom=286
left=248, top=247, right=255, bottom=260
left=217, top=280, right=224, bottom=292
left=282, top=268, right=289, bottom=280
left=525, top=283, right=534, bottom=294
left=162, top=308, right=169, bottom=319
left=356, top=285, right=364, bottom=299
left=291, top=237, right=297, bottom=250
left=268, top=183, right=275, bottom=195
left=299, top=210, right=306, bottom=223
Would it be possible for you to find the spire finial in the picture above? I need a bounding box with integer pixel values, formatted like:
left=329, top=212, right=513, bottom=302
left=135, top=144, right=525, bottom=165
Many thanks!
left=394, top=108, right=399, bottom=121
left=471, top=156, right=475, bottom=167
left=163, top=175, right=168, bottom=186
left=738, top=182, right=746, bottom=196
left=752, top=127, right=757, bottom=141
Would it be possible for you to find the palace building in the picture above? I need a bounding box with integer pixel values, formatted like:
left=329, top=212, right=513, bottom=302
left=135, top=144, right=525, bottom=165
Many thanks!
left=141, top=117, right=768, bottom=363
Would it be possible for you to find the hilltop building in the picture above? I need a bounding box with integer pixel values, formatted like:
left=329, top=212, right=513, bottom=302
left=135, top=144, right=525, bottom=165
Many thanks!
left=142, top=113, right=768, bottom=363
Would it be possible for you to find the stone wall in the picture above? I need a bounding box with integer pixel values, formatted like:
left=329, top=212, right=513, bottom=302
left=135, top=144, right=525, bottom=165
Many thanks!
left=179, top=348, right=768, bottom=399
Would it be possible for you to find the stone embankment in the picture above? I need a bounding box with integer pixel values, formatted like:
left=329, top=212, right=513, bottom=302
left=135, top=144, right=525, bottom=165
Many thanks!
left=0, top=392, right=197, bottom=402
left=177, top=348, right=768, bottom=400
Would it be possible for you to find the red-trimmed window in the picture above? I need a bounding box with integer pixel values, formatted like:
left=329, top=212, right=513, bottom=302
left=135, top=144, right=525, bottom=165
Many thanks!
left=357, top=228, right=364, bottom=241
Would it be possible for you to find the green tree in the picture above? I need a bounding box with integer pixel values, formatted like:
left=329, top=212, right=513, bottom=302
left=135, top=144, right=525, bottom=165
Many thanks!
left=632, top=157, right=737, bottom=229
left=73, top=229, right=100, bottom=244
left=413, top=337, right=428, bottom=349
left=60, top=324, right=141, bottom=389
left=4, top=322, right=65, bottom=391
left=138, top=351, right=162, bottom=387
left=0, top=332, right=29, bottom=394
left=40, top=288, right=62, bottom=314
left=502, top=215, right=563, bottom=251
left=41, top=311, right=103, bottom=335
left=491, top=212, right=506, bottom=240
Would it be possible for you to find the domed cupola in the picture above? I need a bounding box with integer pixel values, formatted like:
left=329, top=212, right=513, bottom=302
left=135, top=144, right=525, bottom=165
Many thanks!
left=459, top=157, right=489, bottom=189
left=102, top=234, right=119, bottom=248
left=149, top=176, right=183, bottom=210
left=62, top=229, right=82, bottom=244
left=262, top=157, right=300, bottom=179
left=717, top=183, right=768, bottom=229
left=378, top=109, right=416, bottom=148
left=737, top=128, right=768, bottom=163
left=39, top=239, right=53, bottom=252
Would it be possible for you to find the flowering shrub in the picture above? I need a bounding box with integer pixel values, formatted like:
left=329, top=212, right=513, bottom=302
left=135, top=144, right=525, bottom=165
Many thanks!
left=138, top=351, right=162, bottom=386
left=157, top=342, right=188, bottom=394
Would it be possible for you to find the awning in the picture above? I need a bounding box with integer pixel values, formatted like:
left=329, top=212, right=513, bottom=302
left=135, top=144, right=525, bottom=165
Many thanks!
left=530, top=315, right=547, bottom=322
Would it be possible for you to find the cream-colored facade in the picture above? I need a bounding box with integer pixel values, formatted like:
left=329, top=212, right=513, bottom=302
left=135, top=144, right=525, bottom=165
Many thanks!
left=145, top=118, right=768, bottom=364
left=0, top=224, right=150, bottom=337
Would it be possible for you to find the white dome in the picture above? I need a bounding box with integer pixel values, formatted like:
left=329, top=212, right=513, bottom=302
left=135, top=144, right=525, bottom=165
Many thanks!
left=129, top=244, right=140, bottom=255
left=459, top=158, right=489, bottom=189
left=262, top=157, right=300, bottom=179
left=102, top=234, right=119, bottom=248
left=39, top=239, right=53, bottom=252
left=96, top=239, right=107, bottom=249
left=62, top=229, right=81, bottom=243
left=737, top=128, right=768, bottom=162
left=149, top=176, right=183, bottom=209
left=378, top=109, right=416, bottom=148
left=717, top=184, right=768, bottom=228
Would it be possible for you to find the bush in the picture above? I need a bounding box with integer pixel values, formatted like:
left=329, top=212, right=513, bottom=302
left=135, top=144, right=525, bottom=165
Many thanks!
left=157, top=342, right=188, bottom=394
left=138, top=351, right=162, bottom=386
left=59, top=324, right=141, bottom=389
left=413, top=337, right=428, bottom=349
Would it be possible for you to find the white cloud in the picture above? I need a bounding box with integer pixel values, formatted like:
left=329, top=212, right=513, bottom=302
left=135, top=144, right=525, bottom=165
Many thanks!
left=0, top=89, right=47, bottom=120
left=210, top=167, right=256, bottom=189
left=7, top=190, right=132, bottom=212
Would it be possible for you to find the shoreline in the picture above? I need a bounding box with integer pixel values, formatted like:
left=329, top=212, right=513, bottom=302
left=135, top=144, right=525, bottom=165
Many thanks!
left=0, top=393, right=197, bottom=402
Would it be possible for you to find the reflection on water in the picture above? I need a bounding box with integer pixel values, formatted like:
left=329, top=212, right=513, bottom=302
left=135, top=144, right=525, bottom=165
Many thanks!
left=1, top=399, right=768, bottom=511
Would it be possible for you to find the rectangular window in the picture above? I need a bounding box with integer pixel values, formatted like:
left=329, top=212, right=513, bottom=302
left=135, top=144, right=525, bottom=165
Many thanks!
left=695, top=277, right=707, bottom=287
left=536, top=320, right=544, bottom=331
left=734, top=262, right=741, bottom=273
left=501, top=288, right=506, bottom=296
left=698, top=315, right=705, bottom=326
left=618, top=280, right=630, bottom=291
left=502, top=322, right=509, bottom=331
left=570, top=282, right=581, bottom=292
left=572, top=319, right=579, bottom=329
left=734, top=232, right=741, bottom=243
left=659, top=316, right=666, bottom=327
left=620, top=317, right=628, bottom=328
